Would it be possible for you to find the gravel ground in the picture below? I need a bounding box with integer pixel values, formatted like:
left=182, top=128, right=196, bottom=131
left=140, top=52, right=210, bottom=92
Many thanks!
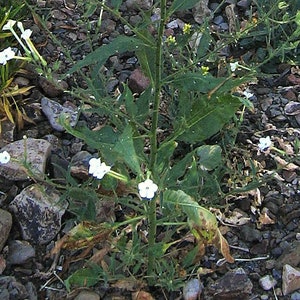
left=0, top=0, right=300, bottom=299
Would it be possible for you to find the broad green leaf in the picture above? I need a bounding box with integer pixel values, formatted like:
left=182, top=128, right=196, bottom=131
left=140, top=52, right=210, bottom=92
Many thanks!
left=156, top=140, right=177, bottom=174
left=169, top=0, right=199, bottom=14
left=136, top=86, right=152, bottom=122
left=136, top=46, right=156, bottom=85
left=67, top=36, right=152, bottom=75
left=113, top=125, right=142, bottom=175
left=67, top=187, right=98, bottom=221
left=110, top=0, right=122, bottom=10
left=172, top=72, right=217, bottom=93
left=172, top=72, right=249, bottom=94
left=196, top=145, right=222, bottom=171
left=195, top=29, right=212, bottom=58
left=119, top=84, right=138, bottom=118
left=179, top=157, right=200, bottom=197
left=60, top=116, right=119, bottom=163
left=163, top=189, right=234, bottom=263
left=164, top=151, right=195, bottom=188
left=84, top=3, right=97, bottom=18
left=65, top=264, right=102, bottom=291
left=174, top=94, right=242, bottom=143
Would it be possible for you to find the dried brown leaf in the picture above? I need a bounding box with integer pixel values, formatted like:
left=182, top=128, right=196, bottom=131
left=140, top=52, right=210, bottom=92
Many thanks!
left=132, top=291, right=155, bottom=300
left=274, top=156, right=299, bottom=171
left=275, top=137, right=294, bottom=155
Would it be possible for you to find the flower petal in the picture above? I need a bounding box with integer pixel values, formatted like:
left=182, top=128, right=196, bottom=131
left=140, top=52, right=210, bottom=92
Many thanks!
left=0, top=151, right=11, bottom=164
left=2, top=19, right=16, bottom=30
left=21, top=29, right=32, bottom=40
left=138, top=179, right=158, bottom=200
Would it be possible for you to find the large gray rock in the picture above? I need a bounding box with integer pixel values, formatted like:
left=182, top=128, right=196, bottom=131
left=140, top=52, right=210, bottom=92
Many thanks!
left=9, top=184, right=67, bottom=244
left=125, top=0, right=153, bottom=10
left=0, top=138, right=51, bottom=181
left=0, top=209, right=12, bottom=251
left=74, top=290, right=100, bottom=300
left=0, top=276, right=28, bottom=299
left=41, top=97, right=78, bottom=132
left=193, top=0, right=212, bottom=24
left=206, top=268, right=253, bottom=299
left=275, top=241, right=300, bottom=269
left=282, top=264, right=300, bottom=296
left=6, top=240, right=35, bottom=265
left=0, top=120, right=15, bottom=148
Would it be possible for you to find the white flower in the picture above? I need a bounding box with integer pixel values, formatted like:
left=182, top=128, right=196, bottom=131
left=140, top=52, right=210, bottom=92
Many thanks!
left=2, top=19, right=16, bottom=30
left=21, top=29, right=32, bottom=40
left=138, top=179, right=158, bottom=200
left=243, top=90, right=254, bottom=99
left=88, top=157, right=111, bottom=179
left=0, top=47, right=15, bottom=65
left=258, top=136, right=272, bottom=151
left=230, top=62, right=239, bottom=72
left=0, top=151, right=10, bottom=164
left=17, top=21, right=25, bottom=32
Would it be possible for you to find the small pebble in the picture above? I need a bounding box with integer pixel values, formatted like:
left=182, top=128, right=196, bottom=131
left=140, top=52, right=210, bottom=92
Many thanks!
left=259, top=275, right=277, bottom=290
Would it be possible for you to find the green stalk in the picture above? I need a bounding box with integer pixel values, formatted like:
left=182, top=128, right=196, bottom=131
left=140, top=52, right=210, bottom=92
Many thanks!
left=147, top=0, right=166, bottom=282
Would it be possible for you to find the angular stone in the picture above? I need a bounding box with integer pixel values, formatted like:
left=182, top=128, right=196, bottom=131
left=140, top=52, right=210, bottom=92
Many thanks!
left=193, top=0, right=212, bottom=24
left=128, top=68, right=150, bottom=94
left=183, top=278, right=202, bottom=300
left=74, top=290, right=100, bottom=300
left=126, top=0, right=153, bottom=10
left=206, top=268, right=253, bottom=299
left=0, top=276, right=28, bottom=299
left=0, top=120, right=15, bottom=148
left=38, top=77, right=66, bottom=97
left=0, top=209, right=12, bottom=252
left=282, top=264, right=300, bottom=296
left=41, top=97, right=78, bottom=132
left=9, top=184, right=67, bottom=244
left=285, top=101, right=300, bottom=116
left=275, top=241, right=300, bottom=269
left=0, top=138, right=51, bottom=181
left=259, top=275, right=277, bottom=290
left=7, top=240, right=35, bottom=265
left=240, top=225, right=262, bottom=242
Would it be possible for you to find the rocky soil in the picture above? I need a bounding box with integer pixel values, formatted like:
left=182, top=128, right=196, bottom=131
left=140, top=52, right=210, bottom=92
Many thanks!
left=0, top=0, right=300, bottom=299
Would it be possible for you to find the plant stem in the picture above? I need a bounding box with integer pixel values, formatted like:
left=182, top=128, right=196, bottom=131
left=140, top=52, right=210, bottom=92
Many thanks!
left=147, top=0, right=166, bottom=282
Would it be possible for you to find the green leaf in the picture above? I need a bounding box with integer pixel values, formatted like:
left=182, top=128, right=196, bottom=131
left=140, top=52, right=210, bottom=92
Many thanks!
left=65, top=264, right=102, bottom=291
left=195, top=29, right=212, bottom=58
left=114, top=125, right=142, bottom=175
left=110, top=0, right=122, bottom=9
left=164, top=151, right=195, bottom=188
left=136, top=87, right=152, bottom=123
left=119, top=84, right=138, bottom=118
left=136, top=46, right=156, bottom=85
left=67, top=187, right=98, bottom=221
left=169, top=0, right=199, bottom=14
left=174, top=94, right=242, bottom=143
left=196, top=145, right=222, bottom=171
left=84, top=3, right=97, bottom=18
left=60, top=116, right=119, bottom=163
left=163, top=189, right=234, bottom=263
left=67, top=36, right=151, bottom=75
left=179, top=157, right=200, bottom=197
left=156, top=141, right=177, bottom=174
left=172, top=72, right=217, bottom=93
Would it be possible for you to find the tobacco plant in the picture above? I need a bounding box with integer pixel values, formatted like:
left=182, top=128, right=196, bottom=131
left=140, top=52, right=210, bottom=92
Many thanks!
left=59, top=0, right=256, bottom=289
